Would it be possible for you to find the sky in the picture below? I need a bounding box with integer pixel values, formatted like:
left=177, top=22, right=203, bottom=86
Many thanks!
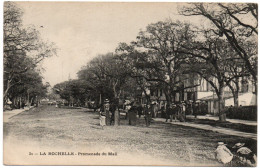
left=17, top=2, right=204, bottom=87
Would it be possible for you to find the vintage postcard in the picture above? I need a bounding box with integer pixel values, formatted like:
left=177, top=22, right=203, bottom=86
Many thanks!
left=3, top=1, right=257, bottom=166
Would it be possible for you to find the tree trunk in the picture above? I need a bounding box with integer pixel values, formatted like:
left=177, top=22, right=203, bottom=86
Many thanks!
left=19, top=97, right=22, bottom=109
left=27, top=91, right=30, bottom=106
left=164, top=88, right=172, bottom=105
left=233, top=91, right=239, bottom=107
left=3, top=79, right=12, bottom=104
left=105, top=109, right=110, bottom=125
left=228, top=84, right=239, bottom=107
left=114, top=108, right=120, bottom=126
left=218, top=87, right=226, bottom=121
left=114, top=93, right=121, bottom=126
left=30, top=97, right=33, bottom=106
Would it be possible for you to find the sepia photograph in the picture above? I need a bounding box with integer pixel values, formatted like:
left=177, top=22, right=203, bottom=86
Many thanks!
left=3, top=1, right=258, bottom=166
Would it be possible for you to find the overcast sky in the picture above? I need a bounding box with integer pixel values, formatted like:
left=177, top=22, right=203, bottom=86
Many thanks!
left=17, top=2, right=204, bottom=86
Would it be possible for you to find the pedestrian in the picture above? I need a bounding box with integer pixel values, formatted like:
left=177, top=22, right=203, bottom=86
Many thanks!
left=128, top=103, right=137, bottom=125
left=125, top=104, right=131, bottom=120
left=137, top=103, right=143, bottom=118
left=182, top=102, right=186, bottom=120
left=178, top=103, right=186, bottom=122
left=99, top=110, right=106, bottom=129
left=104, top=99, right=110, bottom=125
left=165, top=104, right=172, bottom=122
left=109, top=103, right=116, bottom=125
left=193, top=102, right=199, bottom=119
left=160, top=104, right=166, bottom=118
left=172, top=104, right=178, bottom=122
left=144, top=104, right=152, bottom=126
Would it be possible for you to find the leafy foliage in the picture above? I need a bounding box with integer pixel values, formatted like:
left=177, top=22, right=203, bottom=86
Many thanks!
left=3, top=2, right=56, bottom=108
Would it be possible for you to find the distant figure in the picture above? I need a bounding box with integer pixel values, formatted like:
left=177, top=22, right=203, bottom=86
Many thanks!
left=193, top=102, right=200, bottom=118
left=104, top=99, right=110, bottom=125
left=232, top=143, right=257, bottom=165
left=182, top=102, right=186, bottom=120
left=166, top=104, right=174, bottom=122
left=128, top=105, right=137, bottom=125
left=125, top=104, right=131, bottom=119
left=215, top=142, right=233, bottom=165
left=137, top=104, right=143, bottom=118
left=178, top=103, right=186, bottom=122
left=144, top=104, right=152, bottom=126
left=172, top=104, right=178, bottom=122
left=99, top=110, right=106, bottom=129
left=109, top=103, right=116, bottom=125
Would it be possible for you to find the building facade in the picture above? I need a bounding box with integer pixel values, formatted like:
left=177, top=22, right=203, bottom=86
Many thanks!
left=140, top=75, right=256, bottom=116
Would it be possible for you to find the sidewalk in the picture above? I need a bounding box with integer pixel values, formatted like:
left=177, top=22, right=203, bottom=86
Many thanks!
left=3, top=107, right=30, bottom=122
left=186, top=115, right=257, bottom=126
left=153, top=118, right=257, bottom=140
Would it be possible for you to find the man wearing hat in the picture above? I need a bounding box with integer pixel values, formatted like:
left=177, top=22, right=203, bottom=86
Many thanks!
left=144, top=104, right=152, bottom=126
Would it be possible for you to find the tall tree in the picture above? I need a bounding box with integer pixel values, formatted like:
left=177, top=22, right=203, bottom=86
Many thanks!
left=78, top=53, right=131, bottom=126
left=117, top=20, right=200, bottom=106
left=4, top=2, right=56, bottom=104
left=179, top=3, right=258, bottom=92
left=179, top=31, right=251, bottom=120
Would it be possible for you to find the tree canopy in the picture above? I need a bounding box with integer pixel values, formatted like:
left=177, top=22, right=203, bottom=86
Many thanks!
left=4, top=2, right=56, bottom=108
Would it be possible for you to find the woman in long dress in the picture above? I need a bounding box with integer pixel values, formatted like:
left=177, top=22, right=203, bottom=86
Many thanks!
left=100, top=110, right=106, bottom=129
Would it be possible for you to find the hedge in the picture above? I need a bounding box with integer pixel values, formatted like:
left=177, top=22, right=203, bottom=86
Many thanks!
left=225, top=106, right=257, bottom=121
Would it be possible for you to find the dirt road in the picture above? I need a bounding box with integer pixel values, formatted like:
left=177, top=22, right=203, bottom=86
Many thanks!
left=3, top=105, right=256, bottom=166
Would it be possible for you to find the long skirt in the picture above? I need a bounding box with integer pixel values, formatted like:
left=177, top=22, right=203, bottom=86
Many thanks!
left=100, top=116, right=106, bottom=126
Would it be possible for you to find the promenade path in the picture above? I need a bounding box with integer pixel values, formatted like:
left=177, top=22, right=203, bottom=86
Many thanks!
left=3, top=108, right=30, bottom=122
left=154, top=118, right=257, bottom=140
left=186, top=115, right=257, bottom=126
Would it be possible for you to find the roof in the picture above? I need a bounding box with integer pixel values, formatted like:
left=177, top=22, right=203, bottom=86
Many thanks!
left=199, top=92, right=244, bottom=101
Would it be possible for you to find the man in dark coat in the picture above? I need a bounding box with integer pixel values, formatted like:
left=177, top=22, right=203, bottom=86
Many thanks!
left=166, top=104, right=175, bottom=122
left=109, top=103, right=116, bottom=125
left=128, top=104, right=137, bottom=125
left=137, top=104, right=143, bottom=118
left=193, top=102, right=200, bottom=118
left=144, top=104, right=152, bottom=126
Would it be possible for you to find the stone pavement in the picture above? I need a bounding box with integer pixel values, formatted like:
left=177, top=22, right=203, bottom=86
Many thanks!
left=153, top=118, right=257, bottom=140
left=3, top=107, right=31, bottom=122
left=186, top=115, right=257, bottom=126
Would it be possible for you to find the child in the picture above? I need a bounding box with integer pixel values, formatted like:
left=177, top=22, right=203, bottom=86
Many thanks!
left=215, top=142, right=233, bottom=165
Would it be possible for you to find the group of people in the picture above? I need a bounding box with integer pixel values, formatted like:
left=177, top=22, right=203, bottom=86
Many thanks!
left=99, top=99, right=117, bottom=129
left=163, top=100, right=206, bottom=122
left=127, top=102, right=152, bottom=127
left=99, top=99, right=206, bottom=128
left=164, top=103, right=186, bottom=122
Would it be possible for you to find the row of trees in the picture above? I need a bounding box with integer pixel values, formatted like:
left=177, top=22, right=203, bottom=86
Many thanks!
left=4, top=2, right=56, bottom=109
left=54, top=3, right=257, bottom=123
